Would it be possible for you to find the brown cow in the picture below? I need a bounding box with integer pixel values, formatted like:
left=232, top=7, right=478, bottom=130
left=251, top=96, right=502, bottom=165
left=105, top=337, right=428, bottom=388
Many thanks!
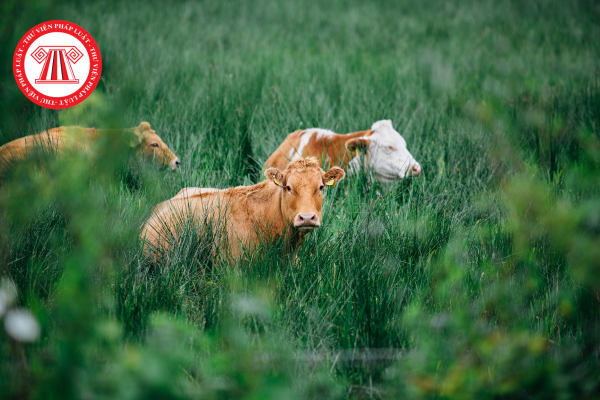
left=140, top=157, right=345, bottom=260
left=0, top=122, right=181, bottom=178
left=265, top=120, right=421, bottom=184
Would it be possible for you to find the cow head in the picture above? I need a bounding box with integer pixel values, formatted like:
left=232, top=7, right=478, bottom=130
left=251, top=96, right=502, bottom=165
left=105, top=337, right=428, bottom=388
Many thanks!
left=131, top=122, right=181, bottom=171
left=265, top=157, right=345, bottom=233
left=345, top=120, right=421, bottom=183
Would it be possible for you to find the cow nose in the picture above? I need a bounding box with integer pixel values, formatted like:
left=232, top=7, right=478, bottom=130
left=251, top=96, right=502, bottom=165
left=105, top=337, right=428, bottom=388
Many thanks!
left=411, top=163, right=421, bottom=177
left=294, top=213, right=320, bottom=231
left=171, top=158, right=181, bottom=170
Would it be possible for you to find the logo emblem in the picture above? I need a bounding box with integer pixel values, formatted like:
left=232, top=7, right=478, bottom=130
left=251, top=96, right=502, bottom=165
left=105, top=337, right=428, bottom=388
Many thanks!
left=32, top=46, right=83, bottom=84
left=13, top=21, right=102, bottom=109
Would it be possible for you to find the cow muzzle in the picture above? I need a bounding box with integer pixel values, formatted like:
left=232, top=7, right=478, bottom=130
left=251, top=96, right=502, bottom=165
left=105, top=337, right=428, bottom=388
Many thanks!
left=170, top=157, right=181, bottom=171
left=293, top=213, right=321, bottom=232
left=410, top=163, right=421, bottom=177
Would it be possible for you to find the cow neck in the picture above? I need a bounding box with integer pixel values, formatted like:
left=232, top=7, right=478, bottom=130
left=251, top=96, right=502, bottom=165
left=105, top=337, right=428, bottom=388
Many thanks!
left=264, top=181, right=302, bottom=249
left=329, top=129, right=373, bottom=169
left=63, top=127, right=109, bottom=147
left=57, top=126, right=96, bottom=150
left=243, top=181, right=287, bottom=236
left=270, top=182, right=287, bottom=235
left=99, top=128, right=137, bottom=143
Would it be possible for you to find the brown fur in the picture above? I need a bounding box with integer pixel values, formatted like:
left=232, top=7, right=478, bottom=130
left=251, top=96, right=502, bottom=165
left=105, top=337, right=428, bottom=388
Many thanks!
left=141, top=157, right=345, bottom=261
left=0, top=122, right=179, bottom=178
left=264, top=129, right=373, bottom=170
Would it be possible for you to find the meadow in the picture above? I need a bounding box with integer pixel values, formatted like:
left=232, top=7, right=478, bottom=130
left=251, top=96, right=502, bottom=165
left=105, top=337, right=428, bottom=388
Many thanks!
left=0, top=0, right=599, bottom=398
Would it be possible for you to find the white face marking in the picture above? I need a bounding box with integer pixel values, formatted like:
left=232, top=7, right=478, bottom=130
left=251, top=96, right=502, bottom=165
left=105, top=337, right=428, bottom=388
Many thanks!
left=351, top=120, right=421, bottom=182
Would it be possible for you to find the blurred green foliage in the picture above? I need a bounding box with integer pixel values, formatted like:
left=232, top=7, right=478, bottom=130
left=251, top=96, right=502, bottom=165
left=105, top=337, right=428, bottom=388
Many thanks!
left=1, top=0, right=599, bottom=398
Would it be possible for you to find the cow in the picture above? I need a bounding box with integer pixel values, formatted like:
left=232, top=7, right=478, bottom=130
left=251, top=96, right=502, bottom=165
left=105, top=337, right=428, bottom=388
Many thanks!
left=265, top=119, right=421, bottom=184
left=140, top=157, right=345, bottom=260
left=0, top=122, right=181, bottom=178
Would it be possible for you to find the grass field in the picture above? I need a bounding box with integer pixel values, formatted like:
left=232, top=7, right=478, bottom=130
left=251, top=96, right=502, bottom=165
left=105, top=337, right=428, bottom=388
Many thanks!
left=1, top=0, right=599, bottom=398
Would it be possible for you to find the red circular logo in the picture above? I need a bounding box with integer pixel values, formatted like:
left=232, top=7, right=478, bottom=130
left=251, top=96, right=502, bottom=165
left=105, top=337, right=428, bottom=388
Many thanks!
left=13, top=20, right=102, bottom=109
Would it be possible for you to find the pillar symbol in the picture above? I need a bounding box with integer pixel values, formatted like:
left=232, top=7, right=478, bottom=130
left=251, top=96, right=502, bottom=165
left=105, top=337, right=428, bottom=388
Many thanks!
left=31, top=46, right=84, bottom=84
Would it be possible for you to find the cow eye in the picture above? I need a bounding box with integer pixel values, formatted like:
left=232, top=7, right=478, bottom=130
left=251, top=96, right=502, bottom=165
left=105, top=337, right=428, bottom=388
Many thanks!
left=387, top=146, right=395, bottom=151
left=319, top=185, right=324, bottom=190
left=286, top=185, right=292, bottom=192
left=151, top=142, right=159, bottom=148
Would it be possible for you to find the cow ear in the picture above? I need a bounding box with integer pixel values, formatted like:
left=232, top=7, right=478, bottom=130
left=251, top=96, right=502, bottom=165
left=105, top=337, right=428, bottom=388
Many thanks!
left=323, top=167, right=345, bottom=187
left=127, top=129, right=143, bottom=148
left=265, top=168, right=285, bottom=187
left=345, top=138, right=370, bottom=154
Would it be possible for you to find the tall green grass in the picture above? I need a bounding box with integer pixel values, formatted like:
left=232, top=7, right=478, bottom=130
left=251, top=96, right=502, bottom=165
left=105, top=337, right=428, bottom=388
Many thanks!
left=1, top=0, right=599, bottom=398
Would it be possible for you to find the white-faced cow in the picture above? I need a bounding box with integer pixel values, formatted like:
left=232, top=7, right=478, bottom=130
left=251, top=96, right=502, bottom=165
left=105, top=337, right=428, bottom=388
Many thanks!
left=140, top=157, right=345, bottom=259
left=0, top=122, right=181, bottom=178
left=265, top=120, right=421, bottom=184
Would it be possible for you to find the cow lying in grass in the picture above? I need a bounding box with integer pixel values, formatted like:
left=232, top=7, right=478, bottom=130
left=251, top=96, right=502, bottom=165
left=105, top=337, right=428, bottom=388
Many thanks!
left=141, top=157, right=345, bottom=260
left=0, top=122, right=181, bottom=179
left=265, top=120, right=421, bottom=184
